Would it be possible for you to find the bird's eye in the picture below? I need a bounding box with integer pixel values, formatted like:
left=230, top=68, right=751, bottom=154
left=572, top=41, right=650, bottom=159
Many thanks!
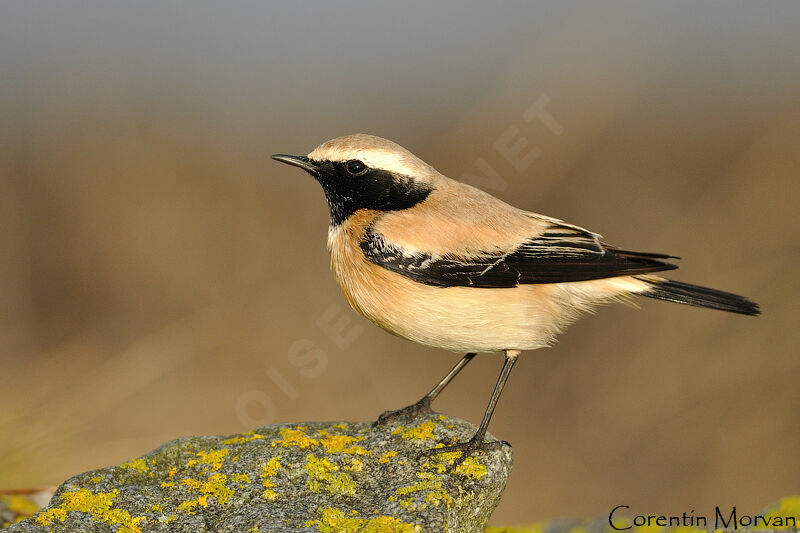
left=345, top=160, right=367, bottom=176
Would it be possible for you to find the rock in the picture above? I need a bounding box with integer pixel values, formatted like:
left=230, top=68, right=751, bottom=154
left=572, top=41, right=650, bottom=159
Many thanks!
left=7, top=414, right=512, bottom=533
left=0, top=490, right=54, bottom=528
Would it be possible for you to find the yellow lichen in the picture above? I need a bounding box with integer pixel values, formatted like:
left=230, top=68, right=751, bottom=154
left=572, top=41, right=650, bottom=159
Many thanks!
left=345, top=457, right=364, bottom=472
left=391, top=473, right=454, bottom=511
left=762, top=496, right=800, bottom=530
left=177, top=473, right=233, bottom=514
left=391, top=420, right=437, bottom=440
left=2, top=494, right=38, bottom=515
left=261, top=457, right=282, bottom=480
left=167, top=467, right=178, bottom=478
left=270, top=427, right=319, bottom=448
left=379, top=451, right=398, bottom=464
left=34, top=507, right=67, bottom=525
left=432, top=448, right=461, bottom=461
left=305, top=455, right=336, bottom=479
left=305, top=454, right=358, bottom=496
left=454, top=457, right=488, bottom=479
left=176, top=496, right=207, bottom=513
left=181, top=478, right=202, bottom=490
left=318, top=430, right=369, bottom=454
left=34, top=489, right=145, bottom=533
left=232, top=473, right=251, bottom=484
left=260, top=457, right=282, bottom=500
left=304, top=507, right=419, bottom=533
left=421, top=460, right=447, bottom=475
left=90, top=476, right=103, bottom=483
left=222, top=430, right=266, bottom=445
left=0, top=494, right=39, bottom=524
left=121, top=457, right=149, bottom=473
left=160, top=482, right=174, bottom=489
left=422, top=447, right=488, bottom=478
left=187, top=448, right=229, bottom=471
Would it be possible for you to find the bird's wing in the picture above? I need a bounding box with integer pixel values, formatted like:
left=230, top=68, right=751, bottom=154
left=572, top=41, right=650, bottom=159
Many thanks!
left=360, top=220, right=678, bottom=288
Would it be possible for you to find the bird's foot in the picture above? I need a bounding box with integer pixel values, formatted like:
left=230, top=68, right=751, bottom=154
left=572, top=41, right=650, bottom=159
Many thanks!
left=372, top=397, right=433, bottom=428
left=420, top=435, right=509, bottom=468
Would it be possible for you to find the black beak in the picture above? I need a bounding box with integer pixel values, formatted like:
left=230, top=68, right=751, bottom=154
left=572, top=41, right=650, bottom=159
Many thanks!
left=271, top=154, right=319, bottom=173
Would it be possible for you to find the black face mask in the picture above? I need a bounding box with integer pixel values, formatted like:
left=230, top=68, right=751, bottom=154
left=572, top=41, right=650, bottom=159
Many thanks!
left=311, top=160, right=433, bottom=226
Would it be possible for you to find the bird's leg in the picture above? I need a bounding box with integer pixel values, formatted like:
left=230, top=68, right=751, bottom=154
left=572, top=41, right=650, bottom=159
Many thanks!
left=373, top=352, right=477, bottom=427
left=421, top=350, right=519, bottom=466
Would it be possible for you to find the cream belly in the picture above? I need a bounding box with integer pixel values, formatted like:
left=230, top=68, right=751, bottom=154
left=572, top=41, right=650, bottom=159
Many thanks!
left=328, top=216, right=652, bottom=353
left=340, top=274, right=566, bottom=353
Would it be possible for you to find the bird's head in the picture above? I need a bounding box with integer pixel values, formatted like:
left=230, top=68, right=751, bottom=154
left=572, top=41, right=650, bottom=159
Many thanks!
left=272, top=134, right=435, bottom=226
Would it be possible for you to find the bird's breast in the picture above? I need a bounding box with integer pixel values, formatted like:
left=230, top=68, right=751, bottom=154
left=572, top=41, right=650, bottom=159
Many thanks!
left=325, top=211, right=568, bottom=352
left=326, top=211, right=404, bottom=333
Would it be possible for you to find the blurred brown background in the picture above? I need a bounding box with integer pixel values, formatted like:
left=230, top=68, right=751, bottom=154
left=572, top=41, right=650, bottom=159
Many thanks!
left=1, top=1, right=798, bottom=526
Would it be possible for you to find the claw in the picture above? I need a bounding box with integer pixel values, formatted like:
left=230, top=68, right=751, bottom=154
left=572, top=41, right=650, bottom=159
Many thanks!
left=420, top=436, right=508, bottom=468
left=372, top=397, right=433, bottom=428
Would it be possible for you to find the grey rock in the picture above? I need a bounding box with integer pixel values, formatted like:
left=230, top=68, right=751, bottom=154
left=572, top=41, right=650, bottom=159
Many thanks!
left=1, top=490, right=54, bottom=528
left=8, top=414, right=512, bottom=533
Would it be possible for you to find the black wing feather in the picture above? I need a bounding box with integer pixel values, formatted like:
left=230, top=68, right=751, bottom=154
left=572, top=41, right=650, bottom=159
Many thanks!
left=361, top=225, right=678, bottom=288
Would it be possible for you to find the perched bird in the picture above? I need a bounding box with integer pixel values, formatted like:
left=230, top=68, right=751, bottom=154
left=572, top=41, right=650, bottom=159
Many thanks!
left=272, top=134, right=759, bottom=461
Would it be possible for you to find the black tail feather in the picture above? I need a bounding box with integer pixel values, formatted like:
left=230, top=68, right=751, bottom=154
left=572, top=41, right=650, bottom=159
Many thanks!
left=607, top=246, right=681, bottom=261
left=642, top=279, right=760, bottom=316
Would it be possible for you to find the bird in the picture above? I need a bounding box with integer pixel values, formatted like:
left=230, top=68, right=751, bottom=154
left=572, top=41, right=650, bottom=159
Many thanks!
left=272, top=133, right=759, bottom=462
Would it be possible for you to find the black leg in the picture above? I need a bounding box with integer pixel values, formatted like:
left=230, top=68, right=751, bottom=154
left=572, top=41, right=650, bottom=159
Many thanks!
left=422, top=350, right=519, bottom=465
left=373, top=352, right=477, bottom=427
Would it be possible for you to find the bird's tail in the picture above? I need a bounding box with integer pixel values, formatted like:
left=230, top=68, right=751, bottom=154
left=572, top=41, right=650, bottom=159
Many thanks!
left=638, top=277, right=760, bottom=316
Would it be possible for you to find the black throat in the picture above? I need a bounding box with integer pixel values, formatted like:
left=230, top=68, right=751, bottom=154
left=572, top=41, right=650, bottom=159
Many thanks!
left=312, top=161, right=433, bottom=225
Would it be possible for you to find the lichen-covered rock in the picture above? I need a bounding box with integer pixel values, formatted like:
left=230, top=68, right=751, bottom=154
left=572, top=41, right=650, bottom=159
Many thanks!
left=7, top=414, right=512, bottom=533
left=0, top=490, right=54, bottom=528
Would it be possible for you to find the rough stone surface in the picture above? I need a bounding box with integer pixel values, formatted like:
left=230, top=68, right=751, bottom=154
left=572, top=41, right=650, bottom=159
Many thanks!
left=7, top=414, right=512, bottom=533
